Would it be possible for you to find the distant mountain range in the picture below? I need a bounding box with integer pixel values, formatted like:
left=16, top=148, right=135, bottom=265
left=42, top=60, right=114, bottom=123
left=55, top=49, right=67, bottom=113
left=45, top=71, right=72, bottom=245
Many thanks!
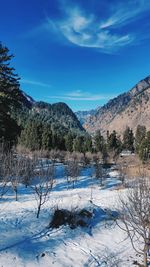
left=75, top=108, right=100, bottom=125
left=84, top=75, right=150, bottom=135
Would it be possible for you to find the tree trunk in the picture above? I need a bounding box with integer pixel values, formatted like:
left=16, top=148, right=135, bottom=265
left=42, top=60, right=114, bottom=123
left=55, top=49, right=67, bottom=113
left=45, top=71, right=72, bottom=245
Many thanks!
left=37, top=203, right=41, bottom=219
left=37, top=196, right=42, bottom=218
left=15, top=187, right=18, bottom=201
left=143, top=247, right=148, bottom=267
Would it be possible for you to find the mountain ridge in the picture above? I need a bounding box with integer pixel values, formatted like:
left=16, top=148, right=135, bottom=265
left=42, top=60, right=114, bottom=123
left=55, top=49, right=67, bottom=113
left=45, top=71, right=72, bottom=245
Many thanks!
left=84, top=75, right=150, bottom=135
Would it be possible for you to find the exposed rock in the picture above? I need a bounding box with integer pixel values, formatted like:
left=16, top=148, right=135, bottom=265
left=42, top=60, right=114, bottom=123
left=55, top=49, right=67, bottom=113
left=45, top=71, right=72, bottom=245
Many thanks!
left=84, top=75, right=150, bottom=136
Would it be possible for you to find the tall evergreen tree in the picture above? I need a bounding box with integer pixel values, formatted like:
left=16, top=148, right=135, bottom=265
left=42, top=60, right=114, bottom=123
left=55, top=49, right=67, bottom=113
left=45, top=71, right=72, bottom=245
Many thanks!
left=65, top=133, right=74, bottom=152
left=138, top=131, right=150, bottom=161
left=19, top=120, right=42, bottom=151
left=0, top=43, right=23, bottom=144
left=94, top=130, right=105, bottom=152
left=73, top=136, right=85, bottom=153
left=135, top=125, right=146, bottom=153
left=0, top=43, right=23, bottom=112
left=42, top=125, right=52, bottom=150
left=123, top=127, right=134, bottom=152
left=107, top=130, right=122, bottom=152
left=84, top=136, right=93, bottom=152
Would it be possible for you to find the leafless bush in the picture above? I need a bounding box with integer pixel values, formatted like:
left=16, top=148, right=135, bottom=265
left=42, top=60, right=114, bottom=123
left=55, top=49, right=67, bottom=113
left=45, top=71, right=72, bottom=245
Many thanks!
left=0, top=149, right=11, bottom=198
left=16, top=144, right=31, bottom=156
left=10, top=155, right=27, bottom=201
left=84, top=152, right=93, bottom=165
left=118, top=178, right=150, bottom=267
left=32, top=159, right=55, bottom=218
left=92, top=152, right=102, bottom=164
left=65, top=157, right=80, bottom=189
left=118, top=164, right=127, bottom=185
left=99, top=249, right=121, bottom=266
left=21, top=157, right=36, bottom=188
left=0, top=149, right=25, bottom=201
left=49, top=149, right=60, bottom=164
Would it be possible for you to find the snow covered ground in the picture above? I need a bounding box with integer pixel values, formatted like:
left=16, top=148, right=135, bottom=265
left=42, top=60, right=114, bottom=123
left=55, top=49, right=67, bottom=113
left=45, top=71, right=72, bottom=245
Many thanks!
left=0, top=164, right=139, bottom=267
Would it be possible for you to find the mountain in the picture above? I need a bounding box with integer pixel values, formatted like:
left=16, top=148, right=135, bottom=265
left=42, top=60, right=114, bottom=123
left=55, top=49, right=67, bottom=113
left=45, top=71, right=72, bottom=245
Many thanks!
left=7, top=88, right=84, bottom=134
left=84, top=75, right=150, bottom=136
left=18, top=92, right=84, bottom=134
left=18, top=100, right=85, bottom=151
left=0, top=86, right=85, bottom=148
left=75, top=108, right=100, bottom=125
left=31, top=101, right=84, bottom=134
left=21, top=91, right=35, bottom=108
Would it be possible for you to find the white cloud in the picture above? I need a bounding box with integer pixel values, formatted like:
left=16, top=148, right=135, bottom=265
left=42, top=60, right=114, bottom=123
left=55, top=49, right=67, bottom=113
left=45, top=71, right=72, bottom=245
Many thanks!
left=48, top=90, right=116, bottom=101
left=21, top=79, right=51, bottom=88
left=100, top=1, right=150, bottom=29
left=57, top=7, right=133, bottom=51
left=44, top=0, right=150, bottom=52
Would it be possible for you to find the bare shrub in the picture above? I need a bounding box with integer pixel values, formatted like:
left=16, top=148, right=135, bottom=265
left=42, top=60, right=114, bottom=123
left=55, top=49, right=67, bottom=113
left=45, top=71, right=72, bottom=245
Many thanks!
left=33, top=159, right=55, bottom=218
left=0, top=149, right=11, bottom=198
left=118, top=164, right=128, bottom=185
left=49, top=149, right=59, bottom=164
left=21, top=157, right=36, bottom=188
left=65, top=155, right=80, bottom=189
left=118, top=178, right=150, bottom=267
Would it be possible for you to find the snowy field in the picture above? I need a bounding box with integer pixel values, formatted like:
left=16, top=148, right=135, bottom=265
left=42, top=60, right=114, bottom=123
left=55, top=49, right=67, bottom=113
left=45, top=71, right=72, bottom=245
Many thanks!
left=0, top=164, right=139, bottom=267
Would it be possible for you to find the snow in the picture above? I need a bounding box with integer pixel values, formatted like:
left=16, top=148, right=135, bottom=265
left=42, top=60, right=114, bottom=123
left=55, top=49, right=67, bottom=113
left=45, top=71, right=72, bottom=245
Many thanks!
left=0, top=165, right=139, bottom=266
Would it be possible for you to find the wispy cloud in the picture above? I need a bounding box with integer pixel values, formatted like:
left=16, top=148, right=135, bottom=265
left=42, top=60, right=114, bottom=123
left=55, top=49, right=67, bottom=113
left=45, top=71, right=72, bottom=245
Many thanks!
left=48, top=90, right=116, bottom=101
left=49, top=6, right=132, bottom=51
left=100, top=1, right=150, bottom=29
left=21, top=79, right=51, bottom=88
left=42, top=0, right=150, bottom=52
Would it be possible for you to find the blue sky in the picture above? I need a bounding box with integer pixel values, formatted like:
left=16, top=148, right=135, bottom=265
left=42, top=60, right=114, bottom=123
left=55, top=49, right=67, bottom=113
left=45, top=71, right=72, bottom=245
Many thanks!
left=1, top=0, right=150, bottom=111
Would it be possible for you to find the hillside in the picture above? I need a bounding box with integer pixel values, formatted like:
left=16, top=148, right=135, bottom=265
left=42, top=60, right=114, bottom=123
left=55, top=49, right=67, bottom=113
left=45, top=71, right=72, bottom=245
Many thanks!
left=3, top=89, right=84, bottom=135
left=0, top=87, right=85, bottom=150
left=31, top=101, right=84, bottom=133
left=84, top=75, right=150, bottom=135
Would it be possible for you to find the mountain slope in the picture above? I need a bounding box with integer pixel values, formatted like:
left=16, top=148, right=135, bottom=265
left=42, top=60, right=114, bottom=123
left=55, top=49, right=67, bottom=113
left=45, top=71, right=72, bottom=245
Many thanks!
left=9, top=90, right=84, bottom=134
left=0, top=87, right=85, bottom=147
left=84, top=75, right=150, bottom=135
left=21, top=91, right=35, bottom=108
left=31, top=101, right=84, bottom=133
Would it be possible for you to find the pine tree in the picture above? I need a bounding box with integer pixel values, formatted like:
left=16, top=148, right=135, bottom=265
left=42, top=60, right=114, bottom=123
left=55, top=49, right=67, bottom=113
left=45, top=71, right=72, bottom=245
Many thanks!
left=19, top=120, right=42, bottom=150
left=139, top=131, right=150, bottom=161
left=135, top=125, right=146, bottom=153
left=0, top=43, right=23, bottom=112
left=0, top=43, right=23, bottom=144
left=107, top=130, right=122, bottom=152
left=65, top=133, right=74, bottom=152
left=84, top=136, right=93, bottom=152
left=123, top=127, right=134, bottom=152
left=73, top=135, right=85, bottom=153
left=42, top=125, right=52, bottom=150
left=94, top=130, right=105, bottom=152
